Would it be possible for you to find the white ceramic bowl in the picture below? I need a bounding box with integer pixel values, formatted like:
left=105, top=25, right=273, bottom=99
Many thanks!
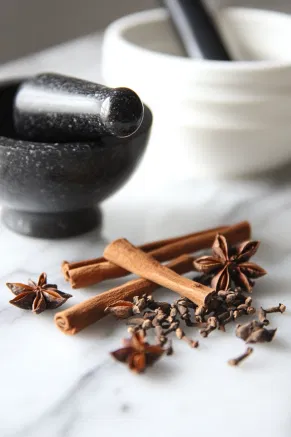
left=102, top=7, right=291, bottom=178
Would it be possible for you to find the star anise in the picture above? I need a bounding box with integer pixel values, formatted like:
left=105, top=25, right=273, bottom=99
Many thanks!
left=193, top=235, right=266, bottom=291
left=111, top=331, right=165, bottom=373
left=7, top=272, right=72, bottom=314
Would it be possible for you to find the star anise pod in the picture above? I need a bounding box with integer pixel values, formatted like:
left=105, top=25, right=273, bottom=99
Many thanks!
left=111, top=331, right=165, bottom=373
left=7, top=272, right=72, bottom=314
left=193, top=235, right=266, bottom=291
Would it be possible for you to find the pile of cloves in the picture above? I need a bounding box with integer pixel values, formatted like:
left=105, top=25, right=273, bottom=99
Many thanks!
left=107, top=291, right=286, bottom=371
left=108, top=235, right=286, bottom=373
left=106, top=295, right=199, bottom=350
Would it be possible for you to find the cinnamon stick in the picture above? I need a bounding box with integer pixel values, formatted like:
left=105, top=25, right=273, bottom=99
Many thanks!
left=104, top=239, right=215, bottom=306
left=55, top=255, right=194, bottom=335
left=62, top=225, right=226, bottom=280
left=63, top=221, right=250, bottom=288
left=55, top=221, right=250, bottom=335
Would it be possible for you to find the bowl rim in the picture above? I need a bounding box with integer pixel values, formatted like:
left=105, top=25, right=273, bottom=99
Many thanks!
left=104, top=7, right=291, bottom=72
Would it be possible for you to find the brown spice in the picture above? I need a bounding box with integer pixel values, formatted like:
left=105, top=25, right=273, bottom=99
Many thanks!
left=175, top=327, right=199, bottom=348
left=111, top=331, right=165, bottom=373
left=105, top=301, right=134, bottom=319
left=194, top=235, right=266, bottom=291
left=236, top=321, right=263, bottom=341
left=235, top=321, right=277, bottom=344
left=257, top=307, right=269, bottom=325
left=63, top=222, right=251, bottom=288
left=8, top=273, right=72, bottom=314
left=55, top=255, right=194, bottom=335
left=265, top=303, right=286, bottom=314
left=228, top=347, right=253, bottom=366
left=258, top=303, right=286, bottom=326
left=200, top=316, right=217, bottom=337
left=56, top=222, right=251, bottom=336
left=62, top=225, right=228, bottom=281
left=103, top=238, right=215, bottom=307
left=246, top=328, right=277, bottom=344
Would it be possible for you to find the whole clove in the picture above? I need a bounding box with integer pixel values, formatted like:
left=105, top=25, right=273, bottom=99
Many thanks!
left=246, top=306, right=256, bottom=315
left=195, top=305, right=206, bottom=323
left=132, top=296, right=147, bottom=314
left=154, top=325, right=167, bottom=345
left=228, top=347, right=253, bottom=366
left=175, top=298, right=196, bottom=326
left=141, top=319, right=153, bottom=330
left=143, top=311, right=156, bottom=320
left=223, top=311, right=234, bottom=325
left=163, top=321, right=180, bottom=336
left=257, top=307, right=269, bottom=326
left=175, top=327, right=199, bottom=348
left=200, top=316, right=217, bottom=337
left=103, top=233, right=287, bottom=372
left=170, top=305, right=178, bottom=319
left=244, top=296, right=252, bottom=306
left=126, top=316, right=145, bottom=327
left=233, top=309, right=246, bottom=319
left=148, top=300, right=172, bottom=314
left=258, top=303, right=286, bottom=326
left=165, top=340, right=174, bottom=356
left=265, top=303, right=286, bottom=314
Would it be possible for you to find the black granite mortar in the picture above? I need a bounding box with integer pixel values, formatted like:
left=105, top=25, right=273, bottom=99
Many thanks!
left=0, top=79, right=152, bottom=238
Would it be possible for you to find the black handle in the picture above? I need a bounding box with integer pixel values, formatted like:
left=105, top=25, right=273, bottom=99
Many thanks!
left=13, top=73, right=144, bottom=142
left=161, top=0, right=231, bottom=60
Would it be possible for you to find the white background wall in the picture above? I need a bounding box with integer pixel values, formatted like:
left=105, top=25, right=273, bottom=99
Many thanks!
left=0, top=0, right=290, bottom=63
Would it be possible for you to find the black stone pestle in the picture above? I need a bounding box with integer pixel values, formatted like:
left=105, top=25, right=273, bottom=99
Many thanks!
left=13, top=73, right=144, bottom=142
left=160, top=0, right=231, bottom=60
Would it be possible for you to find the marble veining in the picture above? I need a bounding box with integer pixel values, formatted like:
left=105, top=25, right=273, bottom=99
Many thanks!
left=1, top=176, right=291, bottom=437
left=1, top=32, right=291, bottom=437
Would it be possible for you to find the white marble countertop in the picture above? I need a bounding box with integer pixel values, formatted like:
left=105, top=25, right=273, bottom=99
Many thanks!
left=1, top=33, right=291, bottom=437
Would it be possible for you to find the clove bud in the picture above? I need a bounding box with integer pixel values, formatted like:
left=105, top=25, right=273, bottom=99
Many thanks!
left=265, top=303, right=286, bottom=314
left=126, top=316, right=144, bottom=327
left=165, top=340, right=174, bottom=356
left=228, top=347, right=253, bottom=366
left=154, top=325, right=167, bottom=346
left=200, top=316, right=217, bottom=338
left=257, top=307, right=269, bottom=325
left=175, top=327, right=199, bottom=348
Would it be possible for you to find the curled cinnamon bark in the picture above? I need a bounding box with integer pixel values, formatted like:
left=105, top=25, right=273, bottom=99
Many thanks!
left=63, top=221, right=250, bottom=288
left=55, top=255, right=194, bottom=335
left=103, top=239, right=215, bottom=307
left=55, top=221, right=251, bottom=335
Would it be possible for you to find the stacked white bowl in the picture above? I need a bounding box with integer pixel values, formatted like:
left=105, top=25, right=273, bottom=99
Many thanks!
left=102, top=8, right=291, bottom=179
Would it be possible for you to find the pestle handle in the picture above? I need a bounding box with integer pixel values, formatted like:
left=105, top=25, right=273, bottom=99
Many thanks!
left=161, top=0, right=231, bottom=60
left=14, top=73, right=144, bottom=142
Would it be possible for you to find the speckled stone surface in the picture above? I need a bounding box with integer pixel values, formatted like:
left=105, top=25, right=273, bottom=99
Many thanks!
left=14, top=73, right=144, bottom=141
left=0, top=79, right=152, bottom=238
